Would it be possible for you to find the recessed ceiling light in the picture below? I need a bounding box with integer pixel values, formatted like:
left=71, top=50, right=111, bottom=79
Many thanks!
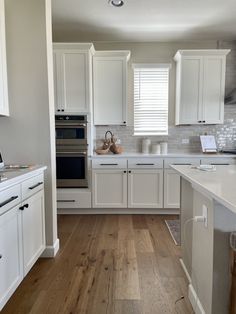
left=108, top=0, right=124, bottom=7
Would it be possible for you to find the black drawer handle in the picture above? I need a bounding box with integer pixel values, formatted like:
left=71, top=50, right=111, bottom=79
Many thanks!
left=19, top=203, right=29, bottom=211
left=57, top=200, right=76, bottom=203
left=172, top=163, right=191, bottom=165
left=210, top=163, right=229, bottom=166
left=0, top=196, right=18, bottom=208
left=136, top=163, right=155, bottom=166
left=29, top=182, right=43, bottom=190
left=100, top=163, right=118, bottom=166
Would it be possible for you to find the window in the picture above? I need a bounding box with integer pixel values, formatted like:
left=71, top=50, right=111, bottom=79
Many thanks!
left=133, top=64, right=170, bottom=136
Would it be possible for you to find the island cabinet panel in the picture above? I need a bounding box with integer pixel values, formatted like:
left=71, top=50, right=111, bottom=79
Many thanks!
left=0, top=206, right=23, bottom=311
left=128, top=169, right=163, bottom=208
left=92, top=169, right=127, bottom=208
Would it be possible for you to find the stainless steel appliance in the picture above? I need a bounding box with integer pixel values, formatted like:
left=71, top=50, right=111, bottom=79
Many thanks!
left=55, top=115, right=88, bottom=188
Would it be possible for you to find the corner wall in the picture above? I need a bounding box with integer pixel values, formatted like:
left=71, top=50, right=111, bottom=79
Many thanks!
left=0, top=0, right=57, bottom=249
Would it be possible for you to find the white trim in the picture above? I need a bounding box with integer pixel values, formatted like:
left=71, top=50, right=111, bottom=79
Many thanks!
left=179, top=258, right=192, bottom=283
left=57, top=208, right=180, bottom=215
left=41, top=238, right=60, bottom=258
left=188, top=283, right=206, bottom=314
left=132, top=63, right=172, bottom=69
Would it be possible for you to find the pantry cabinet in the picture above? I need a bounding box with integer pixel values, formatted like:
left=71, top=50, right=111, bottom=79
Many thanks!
left=128, top=169, right=163, bottom=208
left=164, top=169, right=180, bottom=208
left=92, top=169, right=127, bottom=208
left=93, top=51, right=130, bottom=125
left=53, top=43, right=94, bottom=114
left=0, top=206, right=23, bottom=310
left=0, top=0, right=9, bottom=116
left=174, top=50, right=230, bottom=125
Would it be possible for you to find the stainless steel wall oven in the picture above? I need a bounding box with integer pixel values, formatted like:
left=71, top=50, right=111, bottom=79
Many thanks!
left=55, top=115, right=88, bottom=188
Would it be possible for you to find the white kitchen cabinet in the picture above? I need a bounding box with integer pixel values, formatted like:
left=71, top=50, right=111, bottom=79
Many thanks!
left=93, top=51, right=130, bottom=125
left=174, top=50, right=230, bottom=125
left=0, top=0, right=9, bottom=116
left=164, top=169, right=180, bottom=208
left=128, top=169, right=163, bottom=208
left=53, top=43, right=94, bottom=114
left=92, top=169, right=127, bottom=208
left=21, top=190, right=45, bottom=275
left=0, top=206, right=23, bottom=311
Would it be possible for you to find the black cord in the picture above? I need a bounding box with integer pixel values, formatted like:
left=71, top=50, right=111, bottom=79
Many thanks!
left=175, top=295, right=185, bottom=305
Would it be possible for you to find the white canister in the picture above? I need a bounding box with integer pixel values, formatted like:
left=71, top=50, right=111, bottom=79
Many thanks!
left=160, top=142, right=168, bottom=154
left=142, top=138, right=151, bottom=154
left=151, top=143, right=161, bottom=155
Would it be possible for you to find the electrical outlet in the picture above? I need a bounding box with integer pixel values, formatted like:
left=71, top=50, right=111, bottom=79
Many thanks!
left=202, top=204, right=208, bottom=228
left=182, top=138, right=189, bottom=144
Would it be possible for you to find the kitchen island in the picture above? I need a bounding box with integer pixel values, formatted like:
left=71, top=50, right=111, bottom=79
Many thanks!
left=171, top=164, right=236, bottom=314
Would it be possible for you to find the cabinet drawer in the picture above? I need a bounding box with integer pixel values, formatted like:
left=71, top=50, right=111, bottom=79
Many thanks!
left=128, top=158, right=163, bottom=169
left=92, top=158, right=127, bottom=169
left=164, top=158, right=200, bottom=169
left=22, top=174, right=44, bottom=201
left=0, top=184, right=21, bottom=215
left=200, top=157, right=236, bottom=165
left=57, top=190, right=91, bottom=208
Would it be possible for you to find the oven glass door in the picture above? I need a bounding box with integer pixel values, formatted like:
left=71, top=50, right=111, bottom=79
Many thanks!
left=56, top=124, right=87, bottom=145
left=56, top=151, right=88, bottom=188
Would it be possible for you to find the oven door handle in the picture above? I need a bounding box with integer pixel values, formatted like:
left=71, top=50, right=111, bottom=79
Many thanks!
left=57, top=151, right=87, bottom=156
left=56, top=123, right=86, bottom=127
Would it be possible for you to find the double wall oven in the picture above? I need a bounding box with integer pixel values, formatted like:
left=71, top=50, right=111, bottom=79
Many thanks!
left=55, top=115, right=88, bottom=188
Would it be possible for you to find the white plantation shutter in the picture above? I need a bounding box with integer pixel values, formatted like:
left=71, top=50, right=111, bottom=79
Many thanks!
left=133, top=64, right=170, bottom=135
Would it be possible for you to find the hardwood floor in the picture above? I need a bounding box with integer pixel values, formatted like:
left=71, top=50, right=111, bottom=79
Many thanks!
left=2, top=215, right=193, bottom=314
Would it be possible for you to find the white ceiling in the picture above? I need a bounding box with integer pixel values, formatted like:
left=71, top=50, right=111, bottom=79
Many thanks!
left=52, top=0, right=236, bottom=42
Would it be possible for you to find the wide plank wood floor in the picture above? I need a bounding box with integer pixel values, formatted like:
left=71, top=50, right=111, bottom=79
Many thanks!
left=2, top=215, right=193, bottom=314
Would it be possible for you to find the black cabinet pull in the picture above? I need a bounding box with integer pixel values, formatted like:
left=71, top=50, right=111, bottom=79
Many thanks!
left=57, top=200, right=75, bottom=203
left=172, top=163, right=191, bottom=165
left=0, top=196, right=18, bottom=208
left=123, top=121, right=126, bottom=124
left=136, top=163, right=155, bottom=166
left=128, top=171, right=131, bottom=173
left=29, top=182, right=43, bottom=190
left=0, top=254, right=2, bottom=259
left=100, top=163, right=118, bottom=166
left=19, top=206, right=24, bottom=211
left=198, top=121, right=202, bottom=123
left=210, top=163, right=229, bottom=166
left=123, top=171, right=127, bottom=173
left=62, top=109, right=64, bottom=112
left=24, top=204, right=29, bottom=208
left=57, top=109, right=60, bottom=112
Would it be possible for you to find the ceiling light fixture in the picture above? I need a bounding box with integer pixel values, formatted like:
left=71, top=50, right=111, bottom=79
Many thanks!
left=109, top=0, right=124, bottom=7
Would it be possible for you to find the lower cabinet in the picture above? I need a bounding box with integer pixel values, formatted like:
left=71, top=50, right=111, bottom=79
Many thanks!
left=92, top=170, right=127, bottom=208
left=164, top=169, right=180, bottom=208
left=0, top=206, right=23, bottom=310
left=21, top=190, right=45, bottom=275
left=128, top=170, right=163, bottom=208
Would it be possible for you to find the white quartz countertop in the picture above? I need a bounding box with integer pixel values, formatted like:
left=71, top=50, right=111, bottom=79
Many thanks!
left=171, top=164, right=236, bottom=214
left=90, top=152, right=236, bottom=158
left=0, top=165, right=47, bottom=191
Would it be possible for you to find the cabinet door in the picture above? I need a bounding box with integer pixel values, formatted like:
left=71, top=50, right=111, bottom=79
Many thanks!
left=93, top=57, right=127, bottom=125
left=92, top=170, right=127, bottom=208
left=0, top=206, right=23, bottom=310
left=164, top=169, right=180, bottom=208
left=202, top=56, right=225, bottom=124
left=128, top=170, right=163, bottom=208
left=178, top=57, right=203, bottom=124
left=0, top=0, right=9, bottom=116
left=56, top=51, right=89, bottom=113
left=22, top=190, right=45, bottom=275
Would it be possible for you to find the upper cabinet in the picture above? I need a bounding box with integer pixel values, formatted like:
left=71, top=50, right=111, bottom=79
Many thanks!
left=53, top=43, right=95, bottom=114
left=174, top=50, right=230, bottom=125
left=93, top=51, right=130, bottom=125
left=0, top=0, right=9, bottom=116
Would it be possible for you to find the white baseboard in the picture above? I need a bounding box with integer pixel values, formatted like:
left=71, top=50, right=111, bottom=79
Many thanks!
left=179, top=258, right=192, bottom=283
left=41, top=238, right=60, bottom=258
left=188, top=283, right=206, bottom=314
left=57, top=208, right=180, bottom=215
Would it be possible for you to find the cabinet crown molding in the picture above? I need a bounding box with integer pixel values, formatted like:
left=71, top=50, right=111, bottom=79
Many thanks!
left=53, top=42, right=95, bottom=55
left=94, top=50, right=131, bottom=61
left=174, top=49, right=230, bottom=61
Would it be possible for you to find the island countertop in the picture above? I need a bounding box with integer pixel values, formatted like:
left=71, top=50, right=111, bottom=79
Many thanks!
left=171, top=164, right=236, bottom=214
